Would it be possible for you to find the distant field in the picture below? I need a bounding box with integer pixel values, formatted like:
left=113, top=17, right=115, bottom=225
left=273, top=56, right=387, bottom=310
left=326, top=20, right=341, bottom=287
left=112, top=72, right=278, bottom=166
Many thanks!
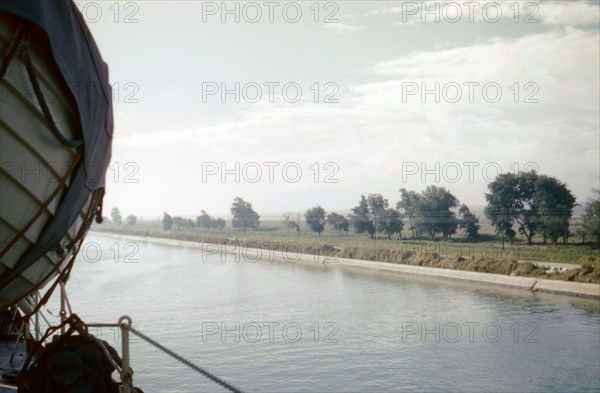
left=92, top=219, right=600, bottom=284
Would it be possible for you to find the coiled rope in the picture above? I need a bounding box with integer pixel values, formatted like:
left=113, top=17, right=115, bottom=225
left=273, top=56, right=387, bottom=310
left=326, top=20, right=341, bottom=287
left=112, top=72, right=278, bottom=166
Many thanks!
left=127, top=326, right=243, bottom=393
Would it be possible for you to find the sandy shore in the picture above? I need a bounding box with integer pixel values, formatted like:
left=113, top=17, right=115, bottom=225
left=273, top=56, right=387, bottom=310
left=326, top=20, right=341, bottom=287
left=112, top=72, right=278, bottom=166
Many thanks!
left=88, top=231, right=600, bottom=298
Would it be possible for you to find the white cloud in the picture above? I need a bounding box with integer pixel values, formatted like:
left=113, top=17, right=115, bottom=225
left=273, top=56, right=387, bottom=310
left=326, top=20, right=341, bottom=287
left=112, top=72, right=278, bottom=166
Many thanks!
left=107, top=25, right=599, bottom=216
left=367, top=1, right=599, bottom=27
left=323, top=23, right=366, bottom=33
left=537, top=1, right=600, bottom=26
left=372, top=27, right=599, bottom=107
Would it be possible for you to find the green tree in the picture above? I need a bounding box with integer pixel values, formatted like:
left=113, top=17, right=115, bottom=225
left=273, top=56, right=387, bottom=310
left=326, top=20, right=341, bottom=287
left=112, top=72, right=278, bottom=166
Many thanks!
left=485, top=171, right=538, bottom=245
left=212, top=218, right=226, bottom=230
left=230, top=197, right=260, bottom=230
left=381, top=208, right=403, bottom=240
left=575, top=227, right=587, bottom=244
left=397, top=188, right=422, bottom=239
left=582, top=189, right=600, bottom=245
left=535, top=176, right=576, bottom=246
left=458, top=204, right=480, bottom=239
left=125, top=214, right=137, bottom=226
left=172, top=216, right=183, bottom=230
left=349, top=195, right=376, bottom=239
left=289, top=221, right=300, bottom=234
left=305, top=206, right=326, bottom=236
left=486, top=171, right=576, bottom=246
left=504, top=227, right=516, bottom=244
left=367, top=194, right=389, bottom=239
left=171, top=217, right=194, bottom=230
left=162, top=212, right=173, bottom=231
left=111, top=207, right=122, bottom=225
left=327, top=212, right=350, bottom=235
left=414, top=186, right=458, bottom=240
left=484, top=187, right=514, bottom=249
left=196, top=210, right=212, bottom=230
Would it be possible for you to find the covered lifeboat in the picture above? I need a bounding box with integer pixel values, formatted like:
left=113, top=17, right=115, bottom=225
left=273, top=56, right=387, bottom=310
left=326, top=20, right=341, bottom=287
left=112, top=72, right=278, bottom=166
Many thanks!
left=0, top=0, right=113, bottom=311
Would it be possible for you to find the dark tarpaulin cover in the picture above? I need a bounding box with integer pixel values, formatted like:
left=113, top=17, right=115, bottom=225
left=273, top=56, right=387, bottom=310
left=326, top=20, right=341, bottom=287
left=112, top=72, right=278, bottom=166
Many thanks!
left=0, top=0, right=113, bottom=298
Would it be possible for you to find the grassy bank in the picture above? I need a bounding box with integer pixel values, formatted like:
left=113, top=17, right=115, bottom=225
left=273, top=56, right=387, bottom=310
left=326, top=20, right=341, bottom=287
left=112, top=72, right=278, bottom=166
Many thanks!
left=91, top=223, right=600, bottom=284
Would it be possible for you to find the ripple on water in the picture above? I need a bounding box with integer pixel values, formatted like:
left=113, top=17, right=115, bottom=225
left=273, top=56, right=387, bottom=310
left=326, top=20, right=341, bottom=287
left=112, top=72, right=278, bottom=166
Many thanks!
left=55, top=235, right=600, bottom=393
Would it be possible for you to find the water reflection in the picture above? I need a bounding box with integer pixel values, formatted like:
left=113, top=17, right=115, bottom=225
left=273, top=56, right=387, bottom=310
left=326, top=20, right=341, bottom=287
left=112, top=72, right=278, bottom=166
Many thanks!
left=58, top=235, right=600, bottom=393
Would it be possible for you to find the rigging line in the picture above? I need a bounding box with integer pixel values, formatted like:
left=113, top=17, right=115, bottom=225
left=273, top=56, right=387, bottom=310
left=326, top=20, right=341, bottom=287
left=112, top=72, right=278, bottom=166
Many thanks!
left=16, top=314, right=73, bottom=382
left=128, top=326, right=243, bottom=393
left=16, top=187, right=102, bottom=326
left=0, top=19, right=25, bottom=81
left=20, top=30, right=83, bottom=148
left=0, top=148, right=83, bottom=261
left=88, top=333, right=123, bottom=374
left=65, top=188, right=104, bottom=252
left=26, top=189, right=102, bottom=318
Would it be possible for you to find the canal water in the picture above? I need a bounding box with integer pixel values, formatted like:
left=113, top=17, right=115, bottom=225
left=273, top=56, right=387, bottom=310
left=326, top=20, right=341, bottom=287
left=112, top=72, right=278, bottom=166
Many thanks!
left=55, top=234, right=599, bottom=392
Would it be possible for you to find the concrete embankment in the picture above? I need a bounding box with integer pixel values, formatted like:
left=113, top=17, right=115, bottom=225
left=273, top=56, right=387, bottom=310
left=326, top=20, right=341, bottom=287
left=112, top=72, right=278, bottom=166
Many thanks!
left=319, top=256, right=599, bottom=298
left=89, top=231, right=600, bottom=298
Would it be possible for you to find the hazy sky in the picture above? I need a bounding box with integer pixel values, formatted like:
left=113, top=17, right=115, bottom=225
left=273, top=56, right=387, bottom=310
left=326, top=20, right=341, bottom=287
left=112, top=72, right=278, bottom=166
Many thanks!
left=79, top=0, right=600, bottom=219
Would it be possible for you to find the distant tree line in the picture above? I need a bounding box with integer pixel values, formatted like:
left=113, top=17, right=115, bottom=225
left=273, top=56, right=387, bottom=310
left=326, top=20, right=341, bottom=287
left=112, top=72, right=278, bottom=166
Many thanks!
left=299, top=171, right=597, bottom=247
left=110, top=208, right=137, bottom=226
left=581, top=189, right=600, bottom=245
left=304, top=186, right=478, bottom=241
left=196, top=210, right=226, bottom=230
left=160, top=198, right=257, bottom=231
left=161, top=211, right=227, bottom=231
left=109, top=172, right=600, bottom=247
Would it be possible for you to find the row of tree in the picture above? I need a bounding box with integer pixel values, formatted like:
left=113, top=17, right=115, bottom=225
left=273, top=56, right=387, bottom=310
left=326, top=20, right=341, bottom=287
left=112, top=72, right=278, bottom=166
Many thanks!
left=581, top=189, right=600, bottom=245
left=160, top=197, right=261, bottom=231
left=162, top=211, right=226, bottom=231
left=110, top=199, right=258, bottom=231
left=302, top=171, right=597, bottom=246
left=196, top=211, right=226, bottom=230
left=109, top=171, right=600, bottom=246
left=304, top=185, right=479, bottom=240
left=110, top=208, right=137, bottom=226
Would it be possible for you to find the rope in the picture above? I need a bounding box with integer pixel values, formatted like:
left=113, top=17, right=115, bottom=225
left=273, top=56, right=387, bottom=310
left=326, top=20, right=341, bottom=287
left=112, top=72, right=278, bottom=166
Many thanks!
left=17, top=314, right=76, bottom=381
left=65, top=188, right=104, bottom=251
left=20, top=27, right=83, bottom=148
left=127, top=327, right=243, bottom=393
left=0, top=149, right=83, bottom=261
left=0, top=20, right=25, bottom=81
left=90, top=334, right=123, bottom=374
left=96, top=188, right=105, bottom=223
left=25, top=187, right=103, bottom=318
